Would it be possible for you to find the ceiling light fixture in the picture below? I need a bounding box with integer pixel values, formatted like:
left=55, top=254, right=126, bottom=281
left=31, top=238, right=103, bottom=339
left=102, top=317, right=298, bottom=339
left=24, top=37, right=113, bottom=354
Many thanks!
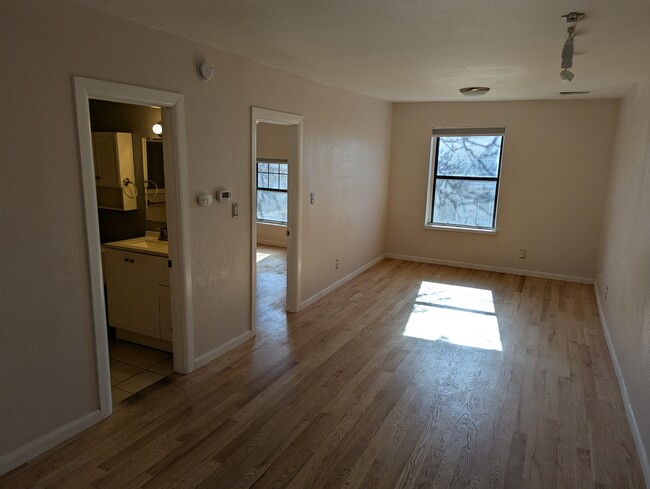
left=559, top=12, right=585, bottom=83
left=459, top=87, right=490, bottom=96
left=152, top=121, right=163, bottom=135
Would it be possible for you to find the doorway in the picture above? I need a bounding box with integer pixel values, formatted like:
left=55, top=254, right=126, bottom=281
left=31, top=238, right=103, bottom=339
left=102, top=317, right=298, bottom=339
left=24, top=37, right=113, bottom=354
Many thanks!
left=74, top=77, right=194, bottom=418
left=251, top=108, right=303, bottom=332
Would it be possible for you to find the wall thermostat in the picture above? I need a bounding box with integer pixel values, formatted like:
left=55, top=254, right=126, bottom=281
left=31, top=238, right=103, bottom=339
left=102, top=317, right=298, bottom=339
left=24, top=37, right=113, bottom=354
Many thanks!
left=197, top=194, right=213, bottom=207
left=216, top=190, right=232, bottom=202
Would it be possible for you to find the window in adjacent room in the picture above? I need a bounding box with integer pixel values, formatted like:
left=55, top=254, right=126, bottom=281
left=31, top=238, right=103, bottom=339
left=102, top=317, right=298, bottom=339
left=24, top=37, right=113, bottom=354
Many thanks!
left=425, top=127, right=505, bottom=232
left=256, top=160, right=288, bottom=223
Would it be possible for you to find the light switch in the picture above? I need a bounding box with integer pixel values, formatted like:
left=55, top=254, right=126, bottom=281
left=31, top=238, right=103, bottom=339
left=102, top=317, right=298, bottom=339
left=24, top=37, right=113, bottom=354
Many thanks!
left=232, top=203, right=239, bottom=218
left=310, top=192, right=316, bottom=205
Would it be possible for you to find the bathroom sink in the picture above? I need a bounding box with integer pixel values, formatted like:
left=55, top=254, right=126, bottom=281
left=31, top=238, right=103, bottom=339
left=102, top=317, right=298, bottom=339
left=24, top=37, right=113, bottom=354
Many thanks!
left=104, top=236, right=168, bottom=257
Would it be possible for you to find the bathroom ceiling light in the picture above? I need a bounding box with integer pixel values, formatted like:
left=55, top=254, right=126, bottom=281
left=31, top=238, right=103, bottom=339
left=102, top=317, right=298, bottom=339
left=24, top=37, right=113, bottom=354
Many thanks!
left=459, top=87, right=490, bottom=96
left=152, top=122, right=163, bottom=135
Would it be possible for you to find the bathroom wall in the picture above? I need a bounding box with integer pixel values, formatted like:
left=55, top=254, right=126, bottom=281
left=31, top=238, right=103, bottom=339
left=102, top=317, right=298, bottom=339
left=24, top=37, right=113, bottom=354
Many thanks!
left=89, top=100, right=163, bottom=243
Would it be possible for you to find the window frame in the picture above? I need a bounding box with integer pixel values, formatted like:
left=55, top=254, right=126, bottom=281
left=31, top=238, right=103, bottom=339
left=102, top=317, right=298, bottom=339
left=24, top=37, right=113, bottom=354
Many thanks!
left=425, top=127, right=505, bottom=233
left=256, top=158, right=288, bottom=224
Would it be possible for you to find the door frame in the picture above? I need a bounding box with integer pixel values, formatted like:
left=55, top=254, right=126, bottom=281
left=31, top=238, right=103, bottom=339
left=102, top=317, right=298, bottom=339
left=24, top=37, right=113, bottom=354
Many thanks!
left=251, top=107, right=303, bottom=330
left=73, top=77, right=195, bottom=417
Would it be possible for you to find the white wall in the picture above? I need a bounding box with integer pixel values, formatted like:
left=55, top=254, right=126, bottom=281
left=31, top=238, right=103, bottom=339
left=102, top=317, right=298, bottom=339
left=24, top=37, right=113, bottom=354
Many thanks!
left=596, top=74, right=650, bottom=481
left=256, top=122, right=290, bottom=160
left=387, top=100, right=619, bottom=280
left=0, top=1, right=391, bottom=463
left=257, top=223, right=287, bottom=247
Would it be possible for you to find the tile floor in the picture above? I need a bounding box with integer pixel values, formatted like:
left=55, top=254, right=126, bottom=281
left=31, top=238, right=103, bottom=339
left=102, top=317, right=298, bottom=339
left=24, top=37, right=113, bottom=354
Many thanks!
left=108, top=338, right=173, bottom=406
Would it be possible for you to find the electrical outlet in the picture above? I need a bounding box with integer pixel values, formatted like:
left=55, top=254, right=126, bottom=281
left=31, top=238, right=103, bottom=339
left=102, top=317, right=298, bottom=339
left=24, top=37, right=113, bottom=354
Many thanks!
left=519, top=249, right=526, bottom=259
left=335, top=258, right=339, bottom=270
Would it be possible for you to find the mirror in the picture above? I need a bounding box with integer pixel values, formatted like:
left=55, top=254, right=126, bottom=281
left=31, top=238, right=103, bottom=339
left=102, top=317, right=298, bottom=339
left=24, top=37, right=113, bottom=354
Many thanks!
left=142, top=138, right=167, bottom=223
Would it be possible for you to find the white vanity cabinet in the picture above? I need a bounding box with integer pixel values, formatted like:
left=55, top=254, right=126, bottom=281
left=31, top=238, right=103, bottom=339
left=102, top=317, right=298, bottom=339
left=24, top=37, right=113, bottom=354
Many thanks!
left=104, top=247, right=172, bottom=351
left=92, top=132, right=137, bottom=211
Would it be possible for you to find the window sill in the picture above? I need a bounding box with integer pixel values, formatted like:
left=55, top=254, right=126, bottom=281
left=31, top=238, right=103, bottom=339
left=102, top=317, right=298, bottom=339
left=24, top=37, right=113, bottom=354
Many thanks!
left=422, top=224, right=497, bottom=235
left=256, top=221, right=287, bottom=227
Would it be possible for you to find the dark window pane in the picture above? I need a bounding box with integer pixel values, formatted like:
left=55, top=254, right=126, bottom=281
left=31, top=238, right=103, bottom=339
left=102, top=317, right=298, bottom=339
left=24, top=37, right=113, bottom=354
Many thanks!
left=432, top=179, right=497, bottom=228
left=437, top=136, right=502, bottom=178
left=257, top=190, right=287, bottom=223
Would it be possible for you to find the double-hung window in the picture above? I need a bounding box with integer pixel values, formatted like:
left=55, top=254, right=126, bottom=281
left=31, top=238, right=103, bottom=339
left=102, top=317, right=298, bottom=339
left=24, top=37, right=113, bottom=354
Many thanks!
left=256, top=160, right=288, bottom=224
left=426, top=127, right=505, bottom=232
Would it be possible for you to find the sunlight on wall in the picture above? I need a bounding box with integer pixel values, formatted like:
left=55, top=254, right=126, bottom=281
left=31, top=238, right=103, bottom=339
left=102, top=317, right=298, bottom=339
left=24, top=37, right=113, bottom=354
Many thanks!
left=256, top=252, right=271, bottom=263
left=403, top=281, right=502, bottom=351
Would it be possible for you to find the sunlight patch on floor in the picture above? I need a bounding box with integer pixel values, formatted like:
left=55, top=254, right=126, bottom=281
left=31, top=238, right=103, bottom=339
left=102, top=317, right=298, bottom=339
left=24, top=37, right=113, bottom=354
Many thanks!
left=256, top=251, right=271, bottom=263
left=403, top=281, right=502, bottom=351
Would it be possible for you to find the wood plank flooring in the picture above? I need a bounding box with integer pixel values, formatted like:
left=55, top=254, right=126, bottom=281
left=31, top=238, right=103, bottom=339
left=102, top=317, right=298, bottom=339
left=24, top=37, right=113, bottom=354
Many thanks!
left=1, top=258, right=645, bottom=488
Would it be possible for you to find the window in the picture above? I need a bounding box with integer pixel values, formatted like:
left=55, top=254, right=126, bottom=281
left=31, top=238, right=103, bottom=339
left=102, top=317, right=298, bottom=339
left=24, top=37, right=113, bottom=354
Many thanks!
left=426, top=127, right=505, bottom=231
left=257, top=160, right=288, bottom=223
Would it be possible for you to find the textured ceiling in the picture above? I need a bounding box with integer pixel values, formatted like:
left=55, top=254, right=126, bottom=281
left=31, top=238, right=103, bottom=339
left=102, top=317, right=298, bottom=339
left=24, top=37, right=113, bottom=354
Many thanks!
left=79, top=0, right=650, bottom=101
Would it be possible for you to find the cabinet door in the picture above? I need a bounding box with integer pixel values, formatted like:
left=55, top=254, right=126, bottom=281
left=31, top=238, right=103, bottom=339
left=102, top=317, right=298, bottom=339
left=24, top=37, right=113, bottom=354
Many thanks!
left=92, top=133, right=121, bottom=188
left=105, top=250, right=161, bottom=338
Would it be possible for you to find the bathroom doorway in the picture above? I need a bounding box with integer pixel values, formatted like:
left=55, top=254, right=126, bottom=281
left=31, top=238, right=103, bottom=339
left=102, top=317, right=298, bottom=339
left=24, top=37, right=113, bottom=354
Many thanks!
left=251, top=108, right=303, bottom=333
left=74, top=77, right=194, bottom=418
left=89, top=100, right=173, bottom=406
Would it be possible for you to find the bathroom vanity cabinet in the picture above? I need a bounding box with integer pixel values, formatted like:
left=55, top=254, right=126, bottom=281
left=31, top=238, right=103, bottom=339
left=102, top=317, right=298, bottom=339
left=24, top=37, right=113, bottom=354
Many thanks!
left=104, top=245, right=172, bottom=351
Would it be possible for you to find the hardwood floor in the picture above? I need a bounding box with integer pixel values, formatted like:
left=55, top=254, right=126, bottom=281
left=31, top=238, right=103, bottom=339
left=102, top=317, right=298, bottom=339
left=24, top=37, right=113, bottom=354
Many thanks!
left=2, top=259, right=645, bottom=488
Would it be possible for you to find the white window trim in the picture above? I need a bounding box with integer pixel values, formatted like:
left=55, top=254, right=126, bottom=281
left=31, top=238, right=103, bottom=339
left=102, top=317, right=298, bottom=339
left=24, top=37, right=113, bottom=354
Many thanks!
left=422, top=224, right=498, bottom=235
left=424, top=126, right=505, bottom=232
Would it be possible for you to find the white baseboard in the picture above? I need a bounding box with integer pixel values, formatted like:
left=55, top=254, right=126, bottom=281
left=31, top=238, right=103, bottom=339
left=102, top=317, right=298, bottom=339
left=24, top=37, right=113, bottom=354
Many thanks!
left=256, top=239, right=287, bottom=248
left=194, top=330, right=254, bottom=369
left=386, top=253, right=594, bottom=284
left=300, top=254, right=386, bottom=309
left=0, top=410, right=102, bottom=476
left=594, top=285, right=650, bottom=487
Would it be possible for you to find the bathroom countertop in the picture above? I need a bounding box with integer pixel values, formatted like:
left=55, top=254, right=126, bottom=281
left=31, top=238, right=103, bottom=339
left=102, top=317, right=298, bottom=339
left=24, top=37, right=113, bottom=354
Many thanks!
left=104, top=236, right=169, bottom=257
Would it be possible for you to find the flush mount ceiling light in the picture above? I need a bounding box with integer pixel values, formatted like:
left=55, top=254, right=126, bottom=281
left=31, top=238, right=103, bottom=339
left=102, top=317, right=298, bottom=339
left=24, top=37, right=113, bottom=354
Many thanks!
left=559, top=12, right=585, bottom=83
left=152, top=121, right=163, bottom=135
left=459, top=87, right=490, bottom=96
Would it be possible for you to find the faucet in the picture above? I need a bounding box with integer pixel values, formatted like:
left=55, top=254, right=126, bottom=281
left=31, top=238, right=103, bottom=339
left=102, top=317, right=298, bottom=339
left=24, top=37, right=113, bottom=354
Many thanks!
left=158, top=226, right=168, bottom=242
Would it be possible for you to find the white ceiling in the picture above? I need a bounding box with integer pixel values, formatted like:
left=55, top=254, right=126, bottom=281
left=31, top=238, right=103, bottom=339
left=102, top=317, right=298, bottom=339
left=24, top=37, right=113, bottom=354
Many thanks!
left=80, top=0, right=650, bottom=102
